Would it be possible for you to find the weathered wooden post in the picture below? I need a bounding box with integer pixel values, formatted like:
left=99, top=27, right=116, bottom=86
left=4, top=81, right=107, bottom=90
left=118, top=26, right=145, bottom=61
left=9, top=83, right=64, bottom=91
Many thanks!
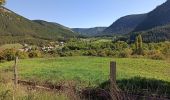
left=13, top=56, right=18, bottom=100
left=110, top=61, right=116, bottom=83
left=110, top=61, right=121, bottom=100
left=14, top=56, right=18, bottom=86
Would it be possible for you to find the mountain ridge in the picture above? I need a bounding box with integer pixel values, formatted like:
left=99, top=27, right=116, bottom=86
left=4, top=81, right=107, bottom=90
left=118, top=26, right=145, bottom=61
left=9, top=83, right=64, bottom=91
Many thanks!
left=101, top=14, right=147, bottom=35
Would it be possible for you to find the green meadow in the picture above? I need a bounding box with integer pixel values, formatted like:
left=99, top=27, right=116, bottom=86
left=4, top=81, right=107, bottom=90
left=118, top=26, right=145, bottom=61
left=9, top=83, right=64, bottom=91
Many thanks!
left=0, top=56, right=170, bottom=87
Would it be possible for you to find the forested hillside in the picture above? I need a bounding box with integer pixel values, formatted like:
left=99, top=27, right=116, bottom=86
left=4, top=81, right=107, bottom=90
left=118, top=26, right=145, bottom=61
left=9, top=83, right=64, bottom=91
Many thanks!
left=129, top=0, right=170, bottom=42
left=130, top=24, right=170, bottom=42
left=134, top=0, right=170, bottom=32
left=101, top=14, right=146, bottom=35
left=99, top=0, right=170, bottom=42
left=72, top=27, right=106, bottom=36
left=0, top=7, right=77, bottom=45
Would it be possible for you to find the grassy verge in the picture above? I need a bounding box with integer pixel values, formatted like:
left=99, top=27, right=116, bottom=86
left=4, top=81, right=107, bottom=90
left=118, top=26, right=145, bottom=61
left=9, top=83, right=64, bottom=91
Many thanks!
left=0, top=72, right=68, bottom=100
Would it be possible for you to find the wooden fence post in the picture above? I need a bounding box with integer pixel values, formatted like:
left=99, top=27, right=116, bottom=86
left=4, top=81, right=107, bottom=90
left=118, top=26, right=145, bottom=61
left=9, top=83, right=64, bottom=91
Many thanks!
left=110, top=61, right=116, bottom=84
left=110, top=61, right=121, bottom=100
left=13, top=56, right=18, bottom=100
left=14, top=56, right=18, bottom=86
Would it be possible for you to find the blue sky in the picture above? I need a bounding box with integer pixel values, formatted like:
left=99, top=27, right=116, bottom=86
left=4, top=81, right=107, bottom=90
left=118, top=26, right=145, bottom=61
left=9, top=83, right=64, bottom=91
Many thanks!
left=5, top=0, right=166, bottom=28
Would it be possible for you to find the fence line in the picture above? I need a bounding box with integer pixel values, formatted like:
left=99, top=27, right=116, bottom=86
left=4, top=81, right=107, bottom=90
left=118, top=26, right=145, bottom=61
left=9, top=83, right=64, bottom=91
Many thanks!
left=11, top=59, right=170, bottom=100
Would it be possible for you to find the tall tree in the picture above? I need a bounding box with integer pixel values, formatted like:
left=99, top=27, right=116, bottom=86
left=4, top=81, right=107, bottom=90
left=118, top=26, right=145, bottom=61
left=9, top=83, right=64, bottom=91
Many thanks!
left=138, top=34, right=143, bottom=49
left=134, top=34, right=143, bottom=55
left=138, top=34, right=143, bottom=55
left=135, top=36, right=139, bottom=52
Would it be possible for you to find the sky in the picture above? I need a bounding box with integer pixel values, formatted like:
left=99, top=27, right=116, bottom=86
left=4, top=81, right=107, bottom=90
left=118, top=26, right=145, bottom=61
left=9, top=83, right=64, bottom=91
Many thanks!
left=5, top=0, right=166, bottom=28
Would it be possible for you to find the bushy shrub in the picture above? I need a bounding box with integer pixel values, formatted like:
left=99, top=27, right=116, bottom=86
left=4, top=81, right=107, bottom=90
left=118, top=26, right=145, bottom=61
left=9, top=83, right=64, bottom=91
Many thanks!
left=71, top=50, right=83, bottom=56
left=1, top=49, right=16, bottom=61
left=28, top=50, right=42, bottom=58
left=119, top=49, right=132, bottom=58
left=119, top=52, right=128, bottom=58
left=85, top=50, right=97, bottom=56
left=62, top=46, right=70, bottom=51
left=60, top=51, right=76, bottom=57
left=17, top=51, right=28, bottom=59
left=149, top=53, right=165, bottom=60
left=109, top=51, right=120, bottom=57
left=0, top=49, right=29, bottom=62
left=47, top=50, right=57, bottom=55
left=97, top=50, right=107, bottom=57
left=146, top=50, right=165, bottom=60
left=132, top=48, right=145, bottom=55
left=57, top=50, right=82, bottom=57
left=0, top=52, right=5, bottom=62
left=146, top=50, right=160, bottom=56
left=58, top=52, right=68, bottom=57
left=162, top=46, right=170, bottom=58
left=57, top=51, right=68, bottom=57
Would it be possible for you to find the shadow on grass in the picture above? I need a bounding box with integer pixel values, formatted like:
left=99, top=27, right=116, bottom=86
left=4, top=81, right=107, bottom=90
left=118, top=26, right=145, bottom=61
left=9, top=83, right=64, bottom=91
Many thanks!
left=82, top=77, right=170, bottom=100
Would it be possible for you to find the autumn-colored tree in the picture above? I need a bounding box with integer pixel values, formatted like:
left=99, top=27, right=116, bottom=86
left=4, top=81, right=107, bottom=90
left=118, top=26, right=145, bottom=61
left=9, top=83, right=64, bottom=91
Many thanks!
left=0, top=0, right=5, bottom=5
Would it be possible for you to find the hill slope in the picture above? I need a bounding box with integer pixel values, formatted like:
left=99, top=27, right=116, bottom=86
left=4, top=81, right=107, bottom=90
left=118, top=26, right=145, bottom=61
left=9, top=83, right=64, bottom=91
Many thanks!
left=101, top=14, right=146, bottom=35
left=129, top=0, right=170, bottom=42
left=130, top=24, right=170, bottom=42
left=72, top=27, right=106, bottom=36
left=32, top=20, right=77, bottom=39
left=0, top=7, right=77, bottom=45
left=100, top=0, right=170, bottom=42
left=134, top=0, right=170, bottom=32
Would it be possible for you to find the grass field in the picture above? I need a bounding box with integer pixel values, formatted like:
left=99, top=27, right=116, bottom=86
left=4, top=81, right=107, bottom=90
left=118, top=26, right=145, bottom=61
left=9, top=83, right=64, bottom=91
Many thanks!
left=0, top=56, right=170, bottom=87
